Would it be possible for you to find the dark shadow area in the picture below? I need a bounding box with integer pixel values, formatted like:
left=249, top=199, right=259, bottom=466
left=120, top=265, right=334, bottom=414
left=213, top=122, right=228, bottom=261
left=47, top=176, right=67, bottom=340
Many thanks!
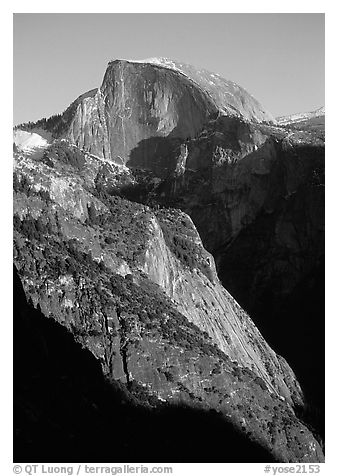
left=126, top=91, right=216, bottom=178
left=14, top=266, right=275, bottom=463
left=217, top=214, right=325, bottom=440
left=127, top=136, right=183, bottom=179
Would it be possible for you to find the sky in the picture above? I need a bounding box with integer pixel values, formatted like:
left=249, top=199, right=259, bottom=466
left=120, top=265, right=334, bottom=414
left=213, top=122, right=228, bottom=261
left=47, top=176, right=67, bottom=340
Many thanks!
left=13, top=13, right=324, bottom=125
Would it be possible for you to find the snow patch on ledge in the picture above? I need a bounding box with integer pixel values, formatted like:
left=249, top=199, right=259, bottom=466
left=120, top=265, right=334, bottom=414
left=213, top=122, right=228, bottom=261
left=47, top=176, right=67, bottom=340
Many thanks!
left=113, top=57, right=180, bottom=72
left=14, top=129, right=49, bottom=152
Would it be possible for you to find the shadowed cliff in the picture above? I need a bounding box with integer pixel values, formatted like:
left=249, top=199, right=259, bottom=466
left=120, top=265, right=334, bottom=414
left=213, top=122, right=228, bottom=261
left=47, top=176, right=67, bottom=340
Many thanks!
left=115, top=118, right=325, bottom=439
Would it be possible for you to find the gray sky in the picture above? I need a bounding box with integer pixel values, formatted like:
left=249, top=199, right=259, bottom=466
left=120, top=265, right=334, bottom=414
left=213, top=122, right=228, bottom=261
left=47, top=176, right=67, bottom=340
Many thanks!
left=13, top=13, right=324, bottom=125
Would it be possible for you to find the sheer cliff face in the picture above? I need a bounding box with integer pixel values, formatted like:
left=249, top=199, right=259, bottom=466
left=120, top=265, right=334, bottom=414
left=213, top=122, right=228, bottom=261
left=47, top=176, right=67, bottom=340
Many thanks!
left=141, top=209, right=303, bottom=404
left=42, top=58, right=274, bottom=170
left=66, top=60, right=217, bottom=168
left=13, top=142, right=324, bottom=462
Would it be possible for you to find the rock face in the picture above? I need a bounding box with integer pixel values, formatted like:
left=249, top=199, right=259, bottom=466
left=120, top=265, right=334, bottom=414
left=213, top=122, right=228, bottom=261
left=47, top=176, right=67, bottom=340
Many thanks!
left=52, top=59, right=218, bottom=168
left=17, top=58, right=275, bottom=172
left=13, top=139, right=324, bottom=462
left=138, top=57, right=275, bottom=123
left=157, top=116, right=324, bottom=255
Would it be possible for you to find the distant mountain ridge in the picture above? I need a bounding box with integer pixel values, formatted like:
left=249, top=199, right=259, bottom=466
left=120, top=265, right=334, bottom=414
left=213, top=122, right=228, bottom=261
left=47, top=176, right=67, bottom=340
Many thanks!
left=277, top=106, right=325, bottom=125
